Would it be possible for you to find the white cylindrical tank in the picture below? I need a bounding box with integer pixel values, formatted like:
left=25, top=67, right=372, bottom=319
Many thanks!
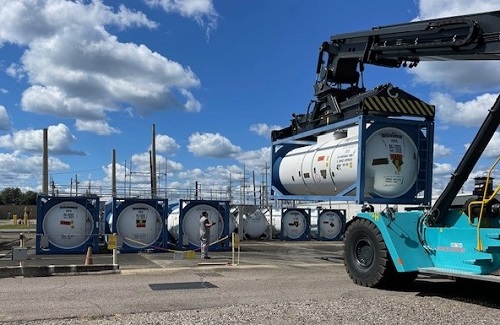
left=278, top=126, right=419, bottom=198
left=318, top=210, right=344, bottom=240
left=115, top=203, right=162, bottom=249
left=42, top=201, right=94, bottom=249
left=242, top=209, right=269, bottom=239
left=282, top=209, right=309, bottom=240
left=181, top=204, right=225, bottom=246
left=310, top=209, right=318, bottom=238
left=170, top=205, right=235, bottom=243
left=167, top=205, right=180, bottom=240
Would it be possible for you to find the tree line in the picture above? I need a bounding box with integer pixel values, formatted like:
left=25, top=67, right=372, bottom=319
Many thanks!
left=0, top=188, right=37, bottom=205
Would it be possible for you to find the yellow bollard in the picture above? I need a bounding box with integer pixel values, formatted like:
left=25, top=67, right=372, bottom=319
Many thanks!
left=12, top=214, right=17, bottom=226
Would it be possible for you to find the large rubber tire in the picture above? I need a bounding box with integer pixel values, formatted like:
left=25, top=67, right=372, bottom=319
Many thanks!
left=343, top=218, right=393, bottom=288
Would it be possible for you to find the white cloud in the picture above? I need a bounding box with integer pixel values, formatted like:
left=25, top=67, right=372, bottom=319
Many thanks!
left=0, top=123, right=85, bottom=155
left=433, top=162, right=454, bottom=175
left=433, top=143, right=452, bottom=157
left=416, top=0, right=500, bottom=20
left=409, top=2, right=500, bottom=93
left=235, top=147, right=271, bottom=171
left=0, top=152, right=69, bottom=186
left=188, top=132, right=241, bottom=158
left=0, top=105, right=11, bottom=131
left=249, top=123, right=282, bottom=138
left=1, top=0, right=202, bottom=135
left=430, top=92, right=498, bottom=127
left=466, top=131, right=500, bottom=158
left=75, top=119, right=120, bottom=136
left=146, top=0, right=218, bottom=39
left=149, top=134, right=180, bottom=154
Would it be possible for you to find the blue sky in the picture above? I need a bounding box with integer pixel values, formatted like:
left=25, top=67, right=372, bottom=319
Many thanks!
left=1, top=0, right=500, bottom=202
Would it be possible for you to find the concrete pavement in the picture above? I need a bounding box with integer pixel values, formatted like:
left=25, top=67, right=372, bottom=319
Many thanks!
left=0, top=229, right=345, bottom=278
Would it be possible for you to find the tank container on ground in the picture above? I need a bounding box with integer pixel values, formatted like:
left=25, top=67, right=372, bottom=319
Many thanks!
left=36, top=196, right=99, bottom=254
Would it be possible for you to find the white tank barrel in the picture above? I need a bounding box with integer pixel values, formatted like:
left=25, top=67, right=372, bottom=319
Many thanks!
left=277, top=126, right=419, bottom=198
left=42, top=201, right=94, bottom=249
left=114, top=202, right=163, bottom=249
left=181, top=204, right=225, bottom=246
left=281, top=209, right=310, bottom=240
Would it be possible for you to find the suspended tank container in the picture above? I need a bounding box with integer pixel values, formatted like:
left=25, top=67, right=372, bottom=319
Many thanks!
left=281, top=208, right=311, bottom=241
left=178, top=199, right=230, bottom=251
left=271, top=116, right=433, bottom=205
left=36, top=196, right=99, bottom=254
left=108, top=198, right=167, bottom=253
left=316, top=209, right=346, bottom=241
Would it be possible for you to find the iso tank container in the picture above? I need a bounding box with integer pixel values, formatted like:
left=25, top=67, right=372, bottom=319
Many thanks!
left=272, top=119, right=432, bottom=204
left=108, top=198, right=167, bottom=253
left=168, top=202, right=236, bottom=246
left=281, top=208, right=311, bottom=241
left=36, top=196, right=99, bottom=254
left=316, top=209, right=346, bottom=241
left=233, top=207, right=269, bottom=239
left=177, top=200, right=230, bottom=251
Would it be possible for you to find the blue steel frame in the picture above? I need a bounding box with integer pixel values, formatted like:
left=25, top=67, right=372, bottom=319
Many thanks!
left=281, top=208, right=311, bottom=241
left=109, top=197, right=168, bottom=253
left=177, top=199, right=231, bottom=251
left=36, top=195, right=100, bottom=254
left=271, top=114, right=434, bottom=205
left=316, top=209, right=346, bottom=241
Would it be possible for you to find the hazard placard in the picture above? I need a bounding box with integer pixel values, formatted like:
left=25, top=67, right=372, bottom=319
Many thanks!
left=107, top=234, right=121, bottom=250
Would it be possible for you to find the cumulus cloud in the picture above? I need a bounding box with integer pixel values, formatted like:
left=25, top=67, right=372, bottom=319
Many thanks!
left=235, top=147, right=271, bottom=171
left=0, top=152, right=69, bottom=185
left=188, top=132, right=241, bottom=158
left=0, top=105, right=11, bottom=131
left=433, top=162, right=454, bottom=175
left=249, top=123, right=282, bottom=138
left=433, top=143, right=452, bottom=157
left=416, top=0, right=500, bottom=20
left=0, top=123, right=85, bottom=155
left=409, top=1, right=500, bottom=93
left=0, top=0, right=202, bottom=135
left=149, top=134, right=180, bottom=154
left=430, top=92, right=497, bottom=127
left=146, top=0, right=218, bottom=39
left=466, top=131, right=500, bottom=158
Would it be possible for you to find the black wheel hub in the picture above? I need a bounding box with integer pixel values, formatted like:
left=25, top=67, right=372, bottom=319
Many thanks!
left=354, top=237, right=374, bottom=268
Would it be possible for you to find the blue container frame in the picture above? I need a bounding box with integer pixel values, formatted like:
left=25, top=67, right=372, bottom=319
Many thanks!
left=36, top=195, right=100, bottom=254
left=281, top=208, right=311, bottom=241
left=109, top=197, right=168, bottom=253
left=270, top=114, right=434, bottom=205
left=177, top=199, right=230, bottom=251
left=316, top=209, right=346, bottom=241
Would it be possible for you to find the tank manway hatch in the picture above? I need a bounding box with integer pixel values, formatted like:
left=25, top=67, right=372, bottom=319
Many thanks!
left=36, top=196, right=99, bottom=254
left=107, top=198, right=168, bottom=253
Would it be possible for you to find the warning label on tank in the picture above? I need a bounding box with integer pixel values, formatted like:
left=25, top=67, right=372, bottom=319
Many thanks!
left=136, top=212, right=146, bottom=228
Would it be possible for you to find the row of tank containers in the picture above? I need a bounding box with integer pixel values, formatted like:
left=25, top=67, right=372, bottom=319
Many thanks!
left=34, top=195, right=346, bottom=254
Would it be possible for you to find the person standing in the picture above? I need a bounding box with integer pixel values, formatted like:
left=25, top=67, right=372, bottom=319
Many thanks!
left=199, top=211, right=215, bottom=259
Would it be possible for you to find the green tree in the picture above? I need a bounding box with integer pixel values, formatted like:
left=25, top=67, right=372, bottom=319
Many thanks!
left=20, top=191, right=37, bottom=205
left=0, top=187, right=22, bottom=205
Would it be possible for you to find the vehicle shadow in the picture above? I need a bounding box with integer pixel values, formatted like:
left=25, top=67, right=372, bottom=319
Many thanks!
left=407, top=276, right=500, bottom=308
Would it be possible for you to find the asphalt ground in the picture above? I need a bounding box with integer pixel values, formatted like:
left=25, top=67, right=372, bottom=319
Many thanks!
left=0, top=228, right=345, bottom=277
